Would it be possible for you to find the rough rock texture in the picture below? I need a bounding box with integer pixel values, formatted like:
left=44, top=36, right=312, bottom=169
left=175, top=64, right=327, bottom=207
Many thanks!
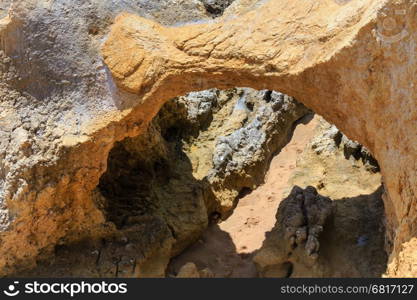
left=169, top=115, right=387, bottom=278
left=254, top=118, right=388, bottom=277
left=176, top=262, right=200, bottom=278
left=12, top=88, right=307, bottom=277
left=288, top=117, right=382, bottom=199
left=0, top=0, right=215, bottom=276
left=254, top=186, right=333, bottom=277
left=175, top=262, right=215, bottom=278
left=203, top=89, right=309, bottom=215
left=0, top=1, right=11, bottom=19
left=98, top=87, right=307, bottom=257
left=0, top=0, right=416, bottom=277
left=254, top=185, right=387, bottom=277
left=100, top=0, right=417, bottom=276
left=199, top=0, right=236, bottom=16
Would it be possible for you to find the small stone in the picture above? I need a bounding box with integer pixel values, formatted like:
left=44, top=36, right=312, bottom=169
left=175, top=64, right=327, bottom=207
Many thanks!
left=176, top=262, right=200, bottom=278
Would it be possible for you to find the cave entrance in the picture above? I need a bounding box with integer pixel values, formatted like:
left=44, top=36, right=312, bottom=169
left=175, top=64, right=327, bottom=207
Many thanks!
left=97, top=88, right=308, bottom=261
left=96, top=87, right=387, bottom=278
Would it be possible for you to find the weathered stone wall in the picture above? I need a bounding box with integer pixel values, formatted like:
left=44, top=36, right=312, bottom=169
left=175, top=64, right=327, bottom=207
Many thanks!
left=0, top=0, right=213, bottom=276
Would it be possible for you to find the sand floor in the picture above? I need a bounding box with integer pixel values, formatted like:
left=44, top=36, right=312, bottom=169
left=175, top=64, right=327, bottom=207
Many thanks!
left=168, top=116, right=319, bottom=277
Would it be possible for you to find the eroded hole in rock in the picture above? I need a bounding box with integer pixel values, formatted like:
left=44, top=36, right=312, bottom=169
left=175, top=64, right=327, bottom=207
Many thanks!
left=12, top=88, right=387, bottom=278
left=95, top=87, right=386, bottom=278
left=95, top=88, right=310, bottom=270
left=165, top=108, right=387, bottom=277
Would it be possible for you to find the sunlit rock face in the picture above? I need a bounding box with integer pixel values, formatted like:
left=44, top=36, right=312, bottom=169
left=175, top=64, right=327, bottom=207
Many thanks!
left=8, top=86, right=308, bottom=277
left=101, top=0, right=417, bottom=277
left=0, top=0, right=416, bottom=277
left=254, top=118, right=387, bottom=278
left=0, top=0, right=213, bottom=276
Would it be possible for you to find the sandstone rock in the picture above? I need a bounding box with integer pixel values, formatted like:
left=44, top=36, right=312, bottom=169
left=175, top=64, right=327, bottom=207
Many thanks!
left=222, top=0, right=263, bottom=17
left=10, top=216, right=174, bottom=278
left=255, top=118, right=388, bottom=277
left=10, top=87, right=307, bottom=276
left=100, top=1, right=416, bottom=276
left=199, top=267, right=215, bottom=278
left=254, top=185, right=387, bottom=277
left=205, top=89, right=310, bottom=215
left=0, top=0, right=213, bottom=276
left=0, top=1, right=11, bottom=19
left=0, top=0, right=416, bottom=277
left=97, top=88, right=307, bottom=265
left=289, top=117, right=382, bottom=199
left=254, top=186, right=333, bottom=277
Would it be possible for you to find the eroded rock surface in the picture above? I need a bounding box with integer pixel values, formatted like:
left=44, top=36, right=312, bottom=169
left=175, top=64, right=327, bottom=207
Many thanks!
left=100, top=0, right=416, bottom=276
left=254, top=118, right=387, bottom=277
left=0, top=0, right=215, bottom=276
left=255, top=185, right=387, bottom=277
left=12, top=88, right=308, bottom=277
left=176, top=262, right=200, bottom=278
left=254, top=186, right=333, bottom=277
left=254, top=186, right=386, bottom=277
left=288, top=117, right=382, bottom=199
left=199, top=0, right=236, bottom=16
left=0, top=0, right=416, bottom=277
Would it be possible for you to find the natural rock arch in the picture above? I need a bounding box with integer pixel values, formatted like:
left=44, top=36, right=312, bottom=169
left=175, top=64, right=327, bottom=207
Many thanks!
left=0, top=0, right=415, bottom=277
left=101, top=0, right=416, bottom=276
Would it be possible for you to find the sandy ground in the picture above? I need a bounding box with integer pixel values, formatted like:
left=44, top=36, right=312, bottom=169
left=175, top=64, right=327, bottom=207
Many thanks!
left=168, top=116, right=319, bottom=277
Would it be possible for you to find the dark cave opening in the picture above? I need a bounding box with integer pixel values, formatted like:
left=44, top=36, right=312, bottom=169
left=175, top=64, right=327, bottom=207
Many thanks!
left=94, top=87, right=387, bottom=278
left=94, top=88, right=311, bottom=273
left=13, top=88, right=387, bottom=278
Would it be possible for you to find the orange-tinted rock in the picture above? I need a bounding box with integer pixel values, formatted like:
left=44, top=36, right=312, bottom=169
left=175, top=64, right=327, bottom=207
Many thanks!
left=0, top=0, right=415, bottom=277
left=102, top=0, right=417, bottom=276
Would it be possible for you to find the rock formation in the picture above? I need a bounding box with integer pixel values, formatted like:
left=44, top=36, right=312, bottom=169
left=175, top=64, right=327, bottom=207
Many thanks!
left=199, top=0, right=236, bottom=17
left=98, top=87, right=307, bottom=258
left=254, top=186, right=333, bottom=277
left=175, top=262, right=215, bottom=278
left=100, top=0, right=417, bottom=276
left=254, top=118, right=387, bottom=277
left=176, top=262, right=201, bottom=278
left=0, top=0, right=416, bottom=277
left=11, top=88, right=308, bottom=277
left=288, top=117, right=382, bottom=199
left=254, top=185, right=387, bottom=277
